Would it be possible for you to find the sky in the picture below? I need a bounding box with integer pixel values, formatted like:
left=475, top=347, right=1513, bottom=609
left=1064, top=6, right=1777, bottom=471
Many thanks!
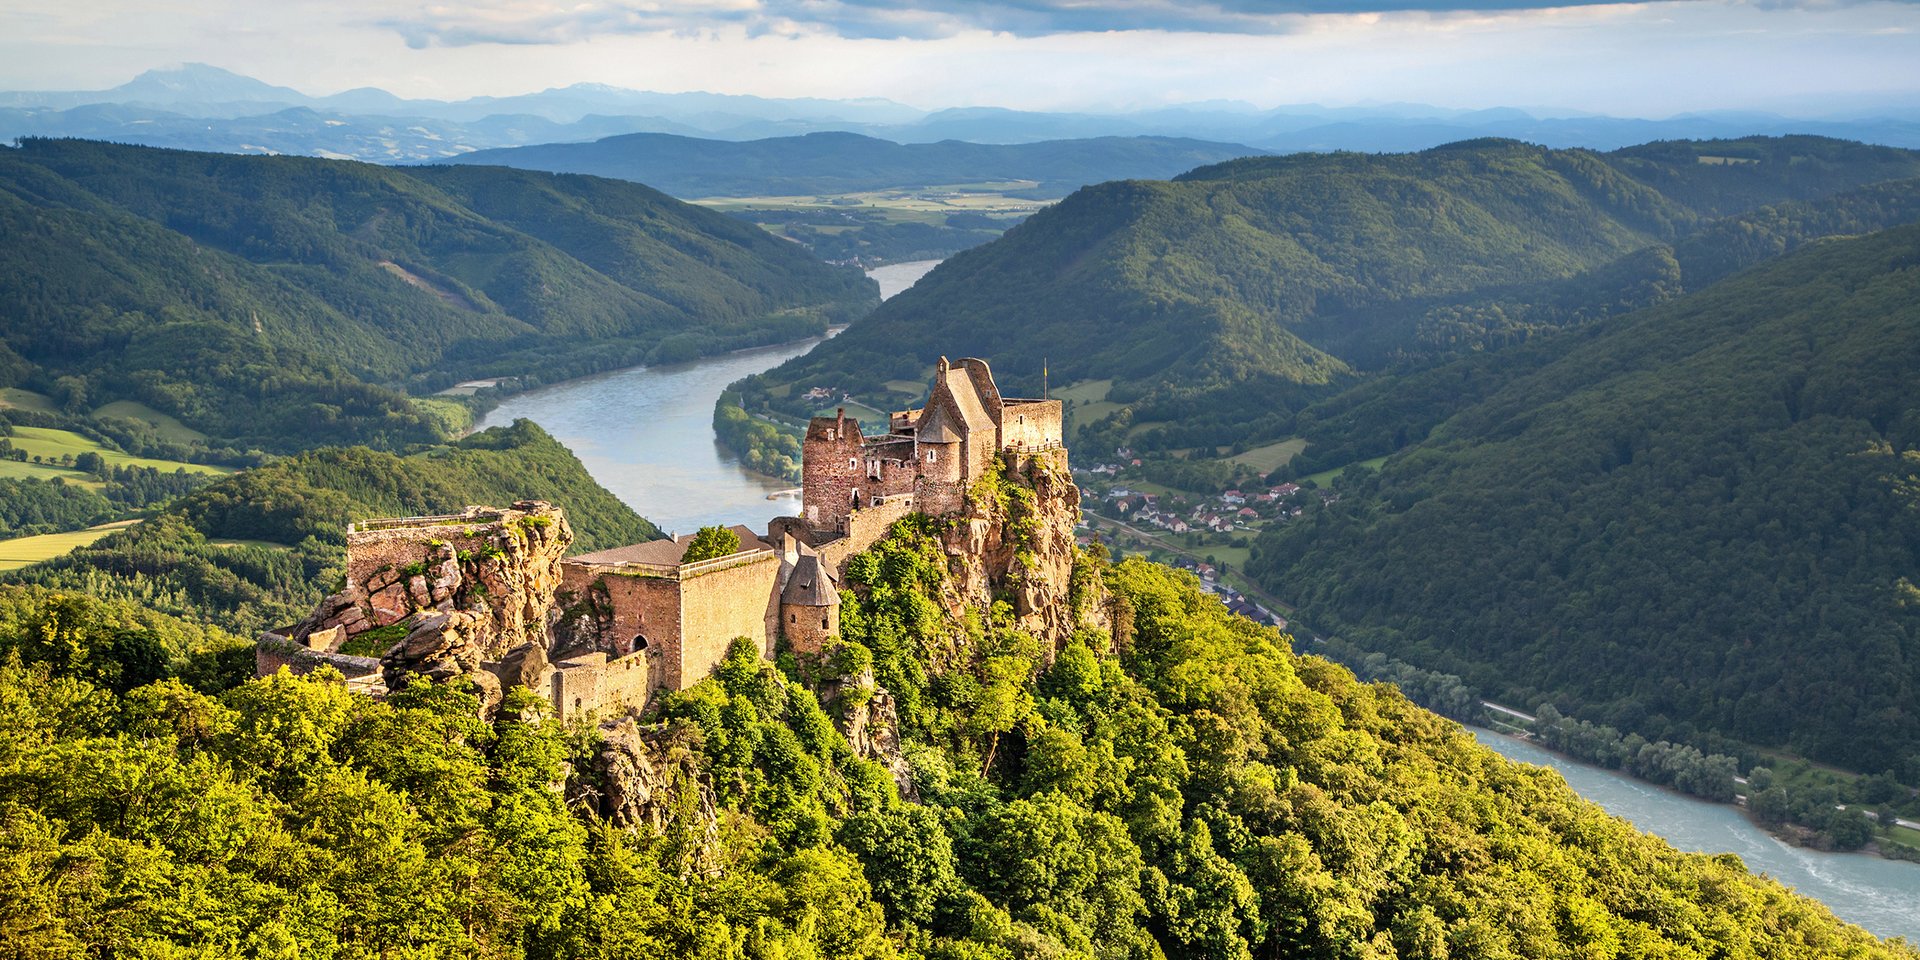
left=2, top=0, right=1917, bottom=117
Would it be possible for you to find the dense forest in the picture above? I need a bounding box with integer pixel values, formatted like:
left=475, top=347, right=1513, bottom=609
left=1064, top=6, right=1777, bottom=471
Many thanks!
left=1248, top=221, right=1920, bottom=777
left=0, top=138, right=876, bottom=451
left=1, top=513, right=1912, bottom=958
left=3, top=420, right=660, bottom=637
left=734, top=137, right=1920, bottom=454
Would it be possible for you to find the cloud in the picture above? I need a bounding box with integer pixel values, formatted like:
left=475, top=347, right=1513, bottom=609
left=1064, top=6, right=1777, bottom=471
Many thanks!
left=381, top=0, right=1690, bottom=47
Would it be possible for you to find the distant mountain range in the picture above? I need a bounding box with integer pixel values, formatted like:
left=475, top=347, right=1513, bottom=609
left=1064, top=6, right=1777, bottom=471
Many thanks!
left=4, top=63, right=1919, bottom=166
left=439, top=132, right=1263, bottom=198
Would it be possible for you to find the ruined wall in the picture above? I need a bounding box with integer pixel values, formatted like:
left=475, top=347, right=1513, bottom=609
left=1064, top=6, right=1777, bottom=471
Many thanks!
left=550, top=651, right=651, bottom=723
left=675, top=553, right=780, bottom=687
left=298, top=502, right=572, bottom=662
left=1001, top=400, right=1064, bottom=451
left=562, top=564, right=683, bottom=703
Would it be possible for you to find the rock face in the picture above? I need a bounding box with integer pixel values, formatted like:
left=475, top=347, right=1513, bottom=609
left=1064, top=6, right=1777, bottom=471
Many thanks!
left=287, top=501, right=575, bottom=699
left=576, top=718, right=719, bottom=866
left=941, top=450, right=1108, bottom=659
left=817, top=666, right=917, bottom=801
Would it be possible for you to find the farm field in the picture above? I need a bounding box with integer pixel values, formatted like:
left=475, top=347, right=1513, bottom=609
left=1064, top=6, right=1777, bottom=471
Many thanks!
left=0, top=519, right=138, bottom=572
left=1228, top=437, right=1309, bottom=475
left=6, top=426, right=232, bottom=475
left=694, top=182, right=1050, bottom=222
left=1301, top=455, right=1389, bottom=487
left=91, top=400, right=209, bottom=443
left=0, top=387, right=57, bottom=413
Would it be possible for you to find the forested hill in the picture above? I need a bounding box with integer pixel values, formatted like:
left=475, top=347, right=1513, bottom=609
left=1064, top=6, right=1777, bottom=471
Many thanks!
left=3, top=419, right=659, bottom=637
left=3, top=526, right=1915, bottom=957
left=739, top=136, right=1920, bottom=449
left=441, top=131, right=1262, bottom=198
left=1249, top=220, right=1920, bottom=776
left=0, top=138, right=876, bottom=452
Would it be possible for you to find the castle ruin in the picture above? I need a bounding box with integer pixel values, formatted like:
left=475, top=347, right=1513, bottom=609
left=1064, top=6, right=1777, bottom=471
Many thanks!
left=258, top=356, right=1071, bottom=719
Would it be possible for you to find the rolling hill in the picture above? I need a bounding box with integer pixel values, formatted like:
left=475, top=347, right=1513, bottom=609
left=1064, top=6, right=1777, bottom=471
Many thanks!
left=0, top=138, right=876, bottom=452
left=734, top=136, right=1920, bottom=458
left=1248, top=220, right=1920, bottom=776
left=442, top=131, right=1264, bottom=198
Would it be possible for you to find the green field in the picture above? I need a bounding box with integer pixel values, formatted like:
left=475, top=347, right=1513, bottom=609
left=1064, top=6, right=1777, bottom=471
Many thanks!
left=1302, top=455, right=1388, bottom=487
left=815, top=399, right=890, bottom=426
left=0, top=519, right=137, bottom=571
left=1229, top=438, right=1309, bottom=475
left=91, top=400, right=209, bottom=443
left=0, top=458, right=103, bottom=487
left=0, top=387, right=57, bottom=413
left=6, top=426, right=232, bottom=475
left=695, top=183, right=1050, bottom=222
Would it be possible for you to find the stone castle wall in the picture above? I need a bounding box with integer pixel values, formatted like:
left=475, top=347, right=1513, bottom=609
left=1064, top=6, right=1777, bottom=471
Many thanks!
left=675, top=553, right=781, bottom=685
left=549, top=651, right=652, bottom=723
left=562, top=550, right=779, bottom=696
left=781, top=601, right=838, bottom=656
left=1001, top=400, right=1064, bottom=451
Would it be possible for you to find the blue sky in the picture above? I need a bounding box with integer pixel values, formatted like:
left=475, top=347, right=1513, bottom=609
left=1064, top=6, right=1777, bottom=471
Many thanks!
left=3, top=0, right=1917, bottom=116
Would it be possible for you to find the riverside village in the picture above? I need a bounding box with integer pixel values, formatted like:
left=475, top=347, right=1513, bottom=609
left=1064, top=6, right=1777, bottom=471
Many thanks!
left=259, top=357, right=1089, bottom=739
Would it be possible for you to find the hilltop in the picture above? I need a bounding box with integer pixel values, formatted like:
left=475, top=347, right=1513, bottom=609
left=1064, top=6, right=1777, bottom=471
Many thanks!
left=732, top=136, right=1920, bottom=459
left=0, top=138, right=875, bottom=452
left=4, top=419, right=659, bottom=636
left=1249, top=220, right=1920, bottom=777
left=443, top=131, right=1263, bottom=199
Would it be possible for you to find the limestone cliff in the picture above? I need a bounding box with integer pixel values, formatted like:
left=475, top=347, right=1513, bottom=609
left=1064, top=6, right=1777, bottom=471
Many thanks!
left=940, top=450, right=1109, bottom=658
left=288, top=501, right=574, bottom=694
left=816, top=665, right=917, bottom=801
left=575, top=719, right=720, bottom=866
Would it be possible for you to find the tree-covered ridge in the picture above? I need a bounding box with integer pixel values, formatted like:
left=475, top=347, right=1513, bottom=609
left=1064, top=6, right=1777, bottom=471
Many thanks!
left=1250, top=220, right=1920, bottom=776
left=4, top=419, right=660, bottom=636
left=444, top=130, right=1264, bottom=199
left=1277, top=174, right=1920, bottom=478
left=2, top=541, right=1913, bottom=958
left=0, top=138, right=876, bottom=452
left=736, top=137, right=1920, bottom=452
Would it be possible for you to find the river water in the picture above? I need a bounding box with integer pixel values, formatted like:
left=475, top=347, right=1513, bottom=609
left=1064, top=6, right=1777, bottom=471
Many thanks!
left=474, top=259, right=941, bottom=535
left=1471, top=728, right=1920, bottom=941
left=476, top=256, right=1917, bottom=941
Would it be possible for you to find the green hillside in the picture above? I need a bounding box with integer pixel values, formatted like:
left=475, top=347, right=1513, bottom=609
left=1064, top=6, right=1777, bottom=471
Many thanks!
left=1248, top=221, right=1920, bottom=776
left=735, top=137, right=1920, bottom=457
left=3, top=419, right=660, bottom=636
left=445, top=130, right=1263, bottom=199
left=1, top=531, right=1912, bottom=958
left=0, top=138, right=876, bottom=452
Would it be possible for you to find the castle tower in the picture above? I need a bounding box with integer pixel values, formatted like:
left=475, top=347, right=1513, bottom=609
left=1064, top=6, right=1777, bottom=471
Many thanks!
left=779, top=548, right=840, bottom=656
left=801, top=408, right=866, bottom=531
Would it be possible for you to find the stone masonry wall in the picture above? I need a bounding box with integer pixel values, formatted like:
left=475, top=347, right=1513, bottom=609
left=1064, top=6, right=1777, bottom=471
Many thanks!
left=562, top=564, right=684, bottom=696
left=675, top=553, right=781, bottom=688
left=1001, top=400, right=1064, bottom=451
left=550, top=651, right=652, bottom=723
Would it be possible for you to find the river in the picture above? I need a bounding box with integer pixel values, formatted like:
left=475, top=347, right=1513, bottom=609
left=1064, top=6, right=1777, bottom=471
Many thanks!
left=474, top=259, right=941, bottom=534
left=1471, top=728, right=1920, bottom=941
left=476, top=256, right=1918, bottom=941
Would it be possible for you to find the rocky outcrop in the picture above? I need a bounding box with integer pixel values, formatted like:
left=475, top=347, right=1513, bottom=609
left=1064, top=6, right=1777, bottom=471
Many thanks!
left=941, top=450, right=1108, bottom=659
left=285, top=501, right=575, bottom=700
left=817, top=667, right=917, bottom=801
left=574, top=719, right=719, bottom=867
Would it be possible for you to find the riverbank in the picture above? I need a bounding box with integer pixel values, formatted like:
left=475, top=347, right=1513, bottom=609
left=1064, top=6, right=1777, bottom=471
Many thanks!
left=1469, top=725, right=1920, bottom=941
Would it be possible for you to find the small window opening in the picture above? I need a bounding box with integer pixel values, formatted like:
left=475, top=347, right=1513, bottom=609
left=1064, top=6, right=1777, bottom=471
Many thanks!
left=822, top=618, right=830, bottom=630
left=790, top=613, right=797, bottom=624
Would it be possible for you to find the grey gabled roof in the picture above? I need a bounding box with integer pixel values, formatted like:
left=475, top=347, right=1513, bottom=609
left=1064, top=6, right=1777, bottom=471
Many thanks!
left=781, top=552, right=840, bottom=607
